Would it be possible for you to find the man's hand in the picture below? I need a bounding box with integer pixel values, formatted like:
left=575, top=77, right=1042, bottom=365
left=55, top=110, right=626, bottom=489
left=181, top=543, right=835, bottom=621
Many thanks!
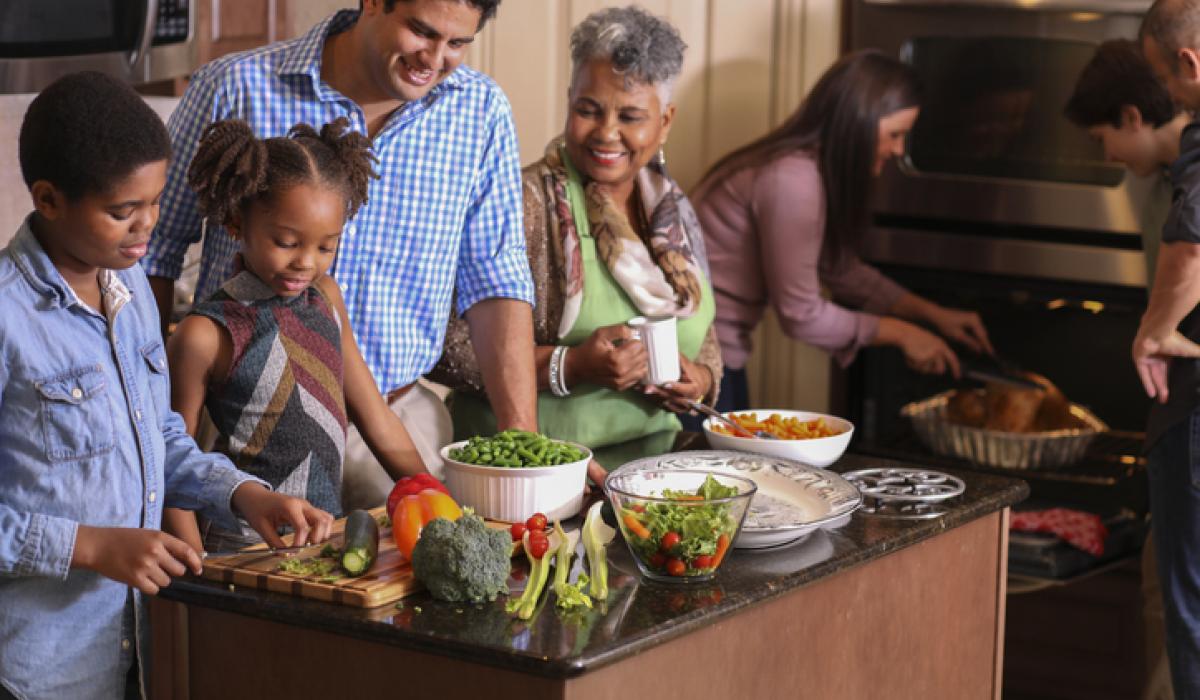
left=1132, top=328, right=1200, bottom=402
left=231, top=483, right=334, bottom=549
left=72, top=525, right=202, bottom=595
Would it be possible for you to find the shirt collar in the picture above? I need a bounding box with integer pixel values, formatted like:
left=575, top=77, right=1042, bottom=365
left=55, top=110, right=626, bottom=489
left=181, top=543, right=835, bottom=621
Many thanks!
left=1171, top=119, right=1200, bottom=186
left=9, top=215, right=77, bottom=309
left=8, top=214, right=133, bottom=316
left=277, top=9, right=470, bottom=99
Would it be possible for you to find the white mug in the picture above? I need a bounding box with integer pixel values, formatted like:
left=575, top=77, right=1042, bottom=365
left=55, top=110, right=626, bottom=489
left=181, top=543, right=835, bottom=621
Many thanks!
left=627, top=315, right=680, bottom=386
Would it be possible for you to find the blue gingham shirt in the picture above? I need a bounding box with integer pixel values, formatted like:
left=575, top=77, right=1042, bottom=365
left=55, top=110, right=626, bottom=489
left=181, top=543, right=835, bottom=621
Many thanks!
left=143, top=10, right=534, bottom=393
left=0, top=218, right=263, bottom=700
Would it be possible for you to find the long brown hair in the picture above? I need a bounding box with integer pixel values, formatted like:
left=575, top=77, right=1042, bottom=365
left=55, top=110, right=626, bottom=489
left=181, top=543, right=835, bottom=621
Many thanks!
left=694, top=50, right=920, bottom=264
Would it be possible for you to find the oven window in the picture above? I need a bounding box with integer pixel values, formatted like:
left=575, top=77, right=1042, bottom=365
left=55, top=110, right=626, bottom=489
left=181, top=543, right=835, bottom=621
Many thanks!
left=903, top=37, right=1125, bottom=187
left=0, top=2, right=144, bottom=58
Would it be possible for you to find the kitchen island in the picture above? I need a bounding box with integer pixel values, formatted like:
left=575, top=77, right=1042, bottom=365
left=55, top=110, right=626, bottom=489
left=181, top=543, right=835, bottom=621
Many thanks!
left=154, top=453, right=1027, bottom=700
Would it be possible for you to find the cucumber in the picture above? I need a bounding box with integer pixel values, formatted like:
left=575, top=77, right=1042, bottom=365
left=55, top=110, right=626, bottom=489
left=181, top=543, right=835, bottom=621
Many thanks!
left=341, top=509, right=380, bottom=577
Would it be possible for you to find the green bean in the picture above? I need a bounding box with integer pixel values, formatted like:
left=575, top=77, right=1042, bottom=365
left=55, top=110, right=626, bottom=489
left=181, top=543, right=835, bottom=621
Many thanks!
left=449, top=432, right=585, bottom=468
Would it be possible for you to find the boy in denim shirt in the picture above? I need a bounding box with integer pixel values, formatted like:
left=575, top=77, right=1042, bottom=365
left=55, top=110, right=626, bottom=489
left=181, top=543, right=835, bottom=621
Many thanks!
left=0, top=72, right=334, bottom=700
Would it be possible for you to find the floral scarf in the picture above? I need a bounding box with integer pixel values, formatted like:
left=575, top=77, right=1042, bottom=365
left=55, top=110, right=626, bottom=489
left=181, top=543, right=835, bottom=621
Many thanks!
left=542, top=137, right=705, bottom=340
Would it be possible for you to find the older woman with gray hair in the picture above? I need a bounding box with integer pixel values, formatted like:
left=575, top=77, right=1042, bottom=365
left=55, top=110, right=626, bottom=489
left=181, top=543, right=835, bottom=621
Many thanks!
left=434, top=5, right=721, bottom=481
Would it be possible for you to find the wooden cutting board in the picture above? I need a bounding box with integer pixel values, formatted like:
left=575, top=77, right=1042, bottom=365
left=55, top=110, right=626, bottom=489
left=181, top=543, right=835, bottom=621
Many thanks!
left=198, top=506, right=513, bottom=608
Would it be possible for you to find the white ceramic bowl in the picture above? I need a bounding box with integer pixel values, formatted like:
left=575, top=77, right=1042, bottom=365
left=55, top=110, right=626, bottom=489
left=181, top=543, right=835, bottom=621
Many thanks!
left=439, top=440, right=592, bottom=523
left=702, top=409, right=854, bottom=468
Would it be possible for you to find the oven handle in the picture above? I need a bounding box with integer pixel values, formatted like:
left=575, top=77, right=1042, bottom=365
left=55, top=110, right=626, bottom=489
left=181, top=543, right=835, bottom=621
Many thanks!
left=862, top=0, right=1147, bottom=13
left=130, top=0, right=160, bottom=70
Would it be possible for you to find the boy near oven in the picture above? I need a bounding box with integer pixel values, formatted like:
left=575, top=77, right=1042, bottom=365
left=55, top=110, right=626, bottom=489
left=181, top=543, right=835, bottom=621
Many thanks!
left=1065, top=37, right=1191, bottom=700
left=0, top=71, right=332, bottom=700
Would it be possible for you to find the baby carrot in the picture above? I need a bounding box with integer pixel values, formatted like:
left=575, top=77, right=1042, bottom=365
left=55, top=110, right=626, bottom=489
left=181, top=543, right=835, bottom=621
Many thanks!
left=623, top=512, right=652, bottom=540
left=712, top=533, right=731, bottom=567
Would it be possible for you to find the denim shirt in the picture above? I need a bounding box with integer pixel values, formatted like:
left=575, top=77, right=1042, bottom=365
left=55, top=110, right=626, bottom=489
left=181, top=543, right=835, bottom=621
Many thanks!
left=0, top=218, right=264, bottom=700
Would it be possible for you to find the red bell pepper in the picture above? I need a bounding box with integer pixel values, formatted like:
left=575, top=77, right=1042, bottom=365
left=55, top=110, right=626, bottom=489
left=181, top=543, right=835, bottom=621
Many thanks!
left=387, top=474, right=449, bottom=518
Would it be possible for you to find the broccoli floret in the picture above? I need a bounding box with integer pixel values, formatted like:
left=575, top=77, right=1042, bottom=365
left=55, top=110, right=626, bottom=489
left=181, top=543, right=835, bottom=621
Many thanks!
left=411, top=514, right=511, bottom=603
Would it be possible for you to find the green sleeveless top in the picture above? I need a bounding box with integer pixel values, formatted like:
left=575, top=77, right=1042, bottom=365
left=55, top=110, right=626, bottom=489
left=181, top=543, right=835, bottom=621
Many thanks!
left=451, top=155, right=716, bottom=470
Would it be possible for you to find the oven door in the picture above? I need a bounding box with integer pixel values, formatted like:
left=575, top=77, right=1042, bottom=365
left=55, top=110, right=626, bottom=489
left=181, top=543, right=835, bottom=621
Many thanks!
left=849, top=0, right=1151, bottom=236
left=0, top=0, right=192, bottom=92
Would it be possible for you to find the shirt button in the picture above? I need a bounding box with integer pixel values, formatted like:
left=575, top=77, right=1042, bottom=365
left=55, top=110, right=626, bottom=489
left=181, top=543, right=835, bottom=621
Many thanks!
left=121, top=639, right=131, bottom=651
left=135, top=410, right=143, bottom=421
left=70, top=387, right=83, bottom=399
left=148, top=491, right=157, bottom=503
left=340, top=283, right=349, bottom=292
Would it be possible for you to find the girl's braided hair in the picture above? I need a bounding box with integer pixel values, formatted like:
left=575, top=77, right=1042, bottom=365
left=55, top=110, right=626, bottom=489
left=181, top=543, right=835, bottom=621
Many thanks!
left=188, top=117, right=378, bottom=227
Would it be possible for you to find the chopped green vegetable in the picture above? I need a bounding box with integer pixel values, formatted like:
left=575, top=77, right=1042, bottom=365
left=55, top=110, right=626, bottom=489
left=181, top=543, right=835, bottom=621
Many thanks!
left=277, top=555, right=340, bottom=579
left=411, top=513, right=512, bottom=603
left=413, top=606, right=422, bottom=614
left=449, top=429, right=584, bottom=467
left=582, top=500, right=616, bottom=599
left=555, top=572, right=592, bottom=611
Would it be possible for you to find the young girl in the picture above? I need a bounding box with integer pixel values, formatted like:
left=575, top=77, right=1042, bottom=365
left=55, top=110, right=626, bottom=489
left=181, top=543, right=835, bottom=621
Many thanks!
left=692, top=50, right=993, bottom=411
left=164, top=117, right=427, bottom=552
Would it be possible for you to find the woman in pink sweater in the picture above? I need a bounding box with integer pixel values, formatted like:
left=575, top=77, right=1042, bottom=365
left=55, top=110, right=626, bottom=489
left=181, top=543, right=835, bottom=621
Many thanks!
left=692, top=50, right=992, bottom=410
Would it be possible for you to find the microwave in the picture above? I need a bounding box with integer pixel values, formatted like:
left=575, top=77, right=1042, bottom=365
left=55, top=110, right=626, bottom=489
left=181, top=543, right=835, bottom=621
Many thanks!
left=0, top=0, right=195, bottom=93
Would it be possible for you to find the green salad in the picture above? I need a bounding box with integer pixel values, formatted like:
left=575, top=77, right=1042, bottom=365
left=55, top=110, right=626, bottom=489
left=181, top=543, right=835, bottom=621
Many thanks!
left=449, top=429, right=585, bottom=468
left=620, top=475, right=739, bottom=578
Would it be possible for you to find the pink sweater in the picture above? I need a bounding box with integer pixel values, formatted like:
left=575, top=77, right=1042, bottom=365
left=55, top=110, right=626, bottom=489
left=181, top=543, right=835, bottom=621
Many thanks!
left=693, top=152, right=906, bottom=370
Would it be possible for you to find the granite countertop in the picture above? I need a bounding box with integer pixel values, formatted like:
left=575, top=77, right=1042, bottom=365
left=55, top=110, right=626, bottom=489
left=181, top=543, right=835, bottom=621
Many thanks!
left=160, top=452, right=1028, bottom=679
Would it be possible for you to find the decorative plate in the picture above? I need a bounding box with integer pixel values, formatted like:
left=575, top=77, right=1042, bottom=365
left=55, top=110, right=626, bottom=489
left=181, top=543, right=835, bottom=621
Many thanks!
left=613, top=451, right=862, bottom=549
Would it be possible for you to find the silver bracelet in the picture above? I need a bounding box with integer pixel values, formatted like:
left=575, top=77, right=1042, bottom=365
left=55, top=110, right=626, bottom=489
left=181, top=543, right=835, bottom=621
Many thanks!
left=549, top=345, right=571, bottom=397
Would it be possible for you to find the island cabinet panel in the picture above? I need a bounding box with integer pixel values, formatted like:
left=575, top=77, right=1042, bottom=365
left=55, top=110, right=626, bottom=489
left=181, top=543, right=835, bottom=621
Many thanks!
left=173, top=510, right=1008, bottom=700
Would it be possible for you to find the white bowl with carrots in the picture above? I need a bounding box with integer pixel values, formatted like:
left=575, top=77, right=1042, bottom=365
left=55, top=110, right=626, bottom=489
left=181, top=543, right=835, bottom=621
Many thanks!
left=703, top=409, right=854, bottom=468
left=604, top=469, right=756, bottom=583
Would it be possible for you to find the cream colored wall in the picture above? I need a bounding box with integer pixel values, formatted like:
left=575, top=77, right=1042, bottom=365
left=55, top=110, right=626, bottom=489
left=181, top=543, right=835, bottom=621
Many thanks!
left=469, top=0, right=840, bottom=412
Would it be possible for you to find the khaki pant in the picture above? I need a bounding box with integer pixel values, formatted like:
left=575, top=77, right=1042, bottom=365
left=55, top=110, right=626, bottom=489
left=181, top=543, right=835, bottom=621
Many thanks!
left=340, top=380, right=452, bottom=512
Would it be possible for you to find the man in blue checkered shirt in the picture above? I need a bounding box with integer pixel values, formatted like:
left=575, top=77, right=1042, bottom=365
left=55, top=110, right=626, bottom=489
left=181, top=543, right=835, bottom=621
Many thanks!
left=143, top=0, right=537, bottom=511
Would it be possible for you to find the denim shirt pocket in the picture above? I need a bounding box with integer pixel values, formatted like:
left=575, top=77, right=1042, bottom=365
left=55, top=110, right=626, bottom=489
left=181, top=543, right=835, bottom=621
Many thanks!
left=34, top=364, right=115, bottom=461
left=140, top=340, right=170, bottom=418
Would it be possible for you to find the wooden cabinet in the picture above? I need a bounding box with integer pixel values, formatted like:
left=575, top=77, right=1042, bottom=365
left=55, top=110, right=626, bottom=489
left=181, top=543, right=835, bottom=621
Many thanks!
left=196, top=0, right=289, bottom=66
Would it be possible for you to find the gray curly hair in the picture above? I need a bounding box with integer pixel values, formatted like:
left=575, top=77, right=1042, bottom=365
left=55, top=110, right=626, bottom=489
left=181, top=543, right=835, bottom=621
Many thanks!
left=570, top=5, right=687, bottom=103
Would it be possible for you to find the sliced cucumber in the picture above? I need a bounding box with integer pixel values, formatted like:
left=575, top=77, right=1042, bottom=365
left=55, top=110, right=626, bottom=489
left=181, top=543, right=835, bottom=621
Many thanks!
left=341, top=510, right=379, bottom=577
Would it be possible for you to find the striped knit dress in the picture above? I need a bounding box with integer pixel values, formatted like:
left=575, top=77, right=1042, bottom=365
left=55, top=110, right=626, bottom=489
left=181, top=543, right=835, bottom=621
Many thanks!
left=190, top=271, right=347, bottom=547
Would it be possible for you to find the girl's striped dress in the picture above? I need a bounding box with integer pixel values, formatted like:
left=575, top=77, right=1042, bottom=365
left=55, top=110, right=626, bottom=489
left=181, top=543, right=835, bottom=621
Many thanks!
left=189, top=271, right=346, bottom=547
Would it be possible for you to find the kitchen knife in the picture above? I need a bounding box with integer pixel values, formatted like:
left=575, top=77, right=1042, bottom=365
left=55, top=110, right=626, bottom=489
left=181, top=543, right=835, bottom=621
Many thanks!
left=201, top=545, right=313, bottom=559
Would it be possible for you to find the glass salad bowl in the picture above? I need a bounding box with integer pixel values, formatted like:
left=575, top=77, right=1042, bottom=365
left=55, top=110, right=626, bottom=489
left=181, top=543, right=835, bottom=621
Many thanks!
left=604, top=469, right=757, bottom=583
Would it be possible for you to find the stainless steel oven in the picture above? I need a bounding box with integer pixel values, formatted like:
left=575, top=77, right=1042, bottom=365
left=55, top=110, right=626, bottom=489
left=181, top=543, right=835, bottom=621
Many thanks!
left=0, top=0, right=195, bottom=93
left=850, top=0, right=1154, bottom=287
left=842, top=0, right=1153, bottom=519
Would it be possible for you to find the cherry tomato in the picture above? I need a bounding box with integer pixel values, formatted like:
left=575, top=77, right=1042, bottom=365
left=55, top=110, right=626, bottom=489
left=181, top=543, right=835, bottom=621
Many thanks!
left=666, top=558, right=687, bottom=577
left=631, top=504, right=646, bottom=514
left=526, top=513, right=548, bottom=532
left=648, top=552, right=667, bottom=569
left=659, top=531, right=681, bottom=553
left=509, top=522, right=527, bottom=542
left=527, top=533, right=550, bottom=559
left=692, top=555, right=714, bottom=570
